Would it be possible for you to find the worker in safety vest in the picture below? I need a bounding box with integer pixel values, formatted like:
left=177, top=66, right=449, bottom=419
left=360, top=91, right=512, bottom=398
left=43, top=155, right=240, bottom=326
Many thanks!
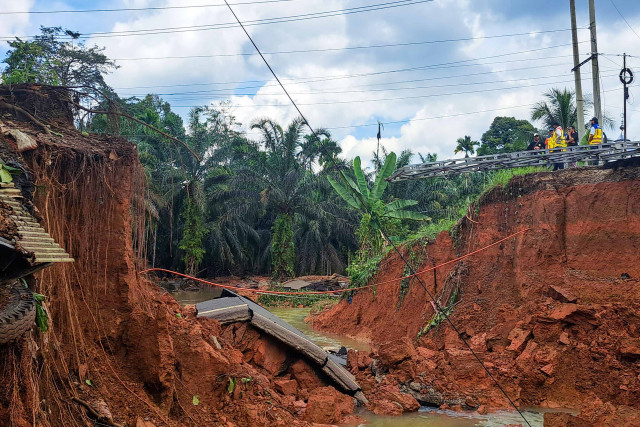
left=550, top=123, right=566, bottom=170
left=545, top=128, right=554, bottom=149
left=588, top=116, right=603, bottom=145
left=552, top=122, right=567, bottom=148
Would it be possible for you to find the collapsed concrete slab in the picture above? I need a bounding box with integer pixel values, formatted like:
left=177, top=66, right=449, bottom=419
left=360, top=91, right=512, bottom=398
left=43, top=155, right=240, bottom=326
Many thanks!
left=196, top=289, right=362, bottom=400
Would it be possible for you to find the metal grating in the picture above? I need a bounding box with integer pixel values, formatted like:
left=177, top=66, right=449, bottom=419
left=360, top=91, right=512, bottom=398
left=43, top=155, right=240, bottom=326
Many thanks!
left=390, top=141, right=640, bottom=181
left=0, top=183, right=74, bottom=264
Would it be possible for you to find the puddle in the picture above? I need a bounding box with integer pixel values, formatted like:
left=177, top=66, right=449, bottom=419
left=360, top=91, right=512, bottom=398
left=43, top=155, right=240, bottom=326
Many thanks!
left=357, top=407, right=550, bottom=426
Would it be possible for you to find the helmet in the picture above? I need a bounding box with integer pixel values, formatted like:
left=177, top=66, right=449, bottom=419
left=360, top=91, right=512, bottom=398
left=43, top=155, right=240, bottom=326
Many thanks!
left=591, top=117, right=599, bottom=123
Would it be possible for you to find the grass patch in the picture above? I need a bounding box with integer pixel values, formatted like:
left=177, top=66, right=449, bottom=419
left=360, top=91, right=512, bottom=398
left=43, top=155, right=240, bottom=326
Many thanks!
left=479, top=167, right=545, bottom=198
left=256, top=284, right=335, bottom=307
left=402, top=218, right=458, bottom=248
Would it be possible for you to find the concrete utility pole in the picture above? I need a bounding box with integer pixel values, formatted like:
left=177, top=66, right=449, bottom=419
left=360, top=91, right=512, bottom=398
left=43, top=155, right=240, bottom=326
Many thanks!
left=570, top=0, right=585, bottom=142
left=589, top=0, right=602, bottom=120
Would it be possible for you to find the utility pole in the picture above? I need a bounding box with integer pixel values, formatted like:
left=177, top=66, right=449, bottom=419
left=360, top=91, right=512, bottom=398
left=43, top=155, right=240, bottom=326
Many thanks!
left=620, top=53, right=634, bottom=141
left=589, top=0, right=602, bottom=120
left=570, top=0, right=585, bottom=142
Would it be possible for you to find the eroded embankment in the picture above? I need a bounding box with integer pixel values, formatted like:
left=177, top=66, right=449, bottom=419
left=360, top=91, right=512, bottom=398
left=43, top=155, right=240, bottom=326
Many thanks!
left=312, top=163, right=640, bottom=424
left=0, top=85, right=354, bottom=427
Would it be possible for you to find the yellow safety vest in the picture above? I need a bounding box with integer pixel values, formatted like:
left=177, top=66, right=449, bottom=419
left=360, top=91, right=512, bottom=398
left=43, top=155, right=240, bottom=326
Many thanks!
left=555, top=127, right=567, bottom=148
left=590, top=126, right=602, bottom=145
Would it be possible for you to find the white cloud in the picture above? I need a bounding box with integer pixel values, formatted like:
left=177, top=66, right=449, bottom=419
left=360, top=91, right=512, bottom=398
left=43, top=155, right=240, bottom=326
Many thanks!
left=69, top=0, right=640, bottom=167
left=0, top=0, right=34, bottom=38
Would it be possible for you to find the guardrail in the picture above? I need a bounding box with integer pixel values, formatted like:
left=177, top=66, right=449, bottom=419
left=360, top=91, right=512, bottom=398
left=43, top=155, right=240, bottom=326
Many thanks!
left=389, top=141, right=640, bottom=181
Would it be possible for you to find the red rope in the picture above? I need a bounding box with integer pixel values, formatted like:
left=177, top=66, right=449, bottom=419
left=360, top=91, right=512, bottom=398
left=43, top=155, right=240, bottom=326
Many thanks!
left=140, top=228, right=529, bottom=295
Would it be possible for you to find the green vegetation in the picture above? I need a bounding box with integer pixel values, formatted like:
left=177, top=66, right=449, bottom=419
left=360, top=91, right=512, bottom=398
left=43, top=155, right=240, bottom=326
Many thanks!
left=1, top=26, right=557, bottom=285
left=417, top=286, right=459, bottom=338
left=271, top=214, right=295, bottom=280
left=479, top=166, right=546, bottom=199
left=476, top=117, right=536, bottom=155
left=256, top=285, right=335, bottom=307
left=0, top=162, right=20, bottom=184
left=33, top=293, right=49, bottom=333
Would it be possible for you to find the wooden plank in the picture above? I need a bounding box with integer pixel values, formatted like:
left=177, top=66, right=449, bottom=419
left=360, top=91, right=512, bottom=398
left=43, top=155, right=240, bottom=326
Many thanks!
left=34, top=257, right=74, bottom=263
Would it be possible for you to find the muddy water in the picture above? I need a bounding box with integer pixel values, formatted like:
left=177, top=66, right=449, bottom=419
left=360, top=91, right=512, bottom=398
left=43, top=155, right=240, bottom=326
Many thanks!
left=268, top=307, right=370, bottom=352
left=170, top=287, right=222, bottom=305
left=170, top=290, right=549, bottom=426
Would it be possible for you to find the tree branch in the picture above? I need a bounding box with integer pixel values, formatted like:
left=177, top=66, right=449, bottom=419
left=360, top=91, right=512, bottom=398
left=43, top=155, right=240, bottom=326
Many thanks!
left=70, top=101, right=200, bottom=161
left=0, top=99, right=51, bottom=135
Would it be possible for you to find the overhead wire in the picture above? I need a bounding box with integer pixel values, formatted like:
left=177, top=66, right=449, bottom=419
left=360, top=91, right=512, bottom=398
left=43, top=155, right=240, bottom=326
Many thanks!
left=155, top=72, right=620, bottom=107
left=140, top=229, right=529, bottom=295
left=221, top=1, right=532, bottom=424
left=120, top=62, right=604, bottom=98
left=0, top=0, right=434, bottom=40
left=111, top=28, right=586, bottom=61
left=112, top=42, right=591, bottom=91
left=607, top=0, right=640, bottom=41
left=0, top=0, right=299, bottom=14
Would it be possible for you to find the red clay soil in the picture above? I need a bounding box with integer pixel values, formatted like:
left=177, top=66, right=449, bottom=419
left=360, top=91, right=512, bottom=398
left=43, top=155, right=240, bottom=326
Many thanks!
left=0, top=85, right=353, bottom=426
left=312, top=164, right=640, bottom=425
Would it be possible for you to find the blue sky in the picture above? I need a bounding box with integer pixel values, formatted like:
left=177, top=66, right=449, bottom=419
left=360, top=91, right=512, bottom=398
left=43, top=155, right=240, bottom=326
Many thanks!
left=2, top=0, right=640, bottom=166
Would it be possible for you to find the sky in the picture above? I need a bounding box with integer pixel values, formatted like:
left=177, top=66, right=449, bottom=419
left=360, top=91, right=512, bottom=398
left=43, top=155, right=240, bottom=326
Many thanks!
left=1, top=0, right=640, bottom=168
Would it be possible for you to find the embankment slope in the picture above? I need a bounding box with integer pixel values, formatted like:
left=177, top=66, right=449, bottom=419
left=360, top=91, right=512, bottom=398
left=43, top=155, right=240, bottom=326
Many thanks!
left=0, top=85, right=351, bottom=426
left=313, top=164, right=640, bottom=421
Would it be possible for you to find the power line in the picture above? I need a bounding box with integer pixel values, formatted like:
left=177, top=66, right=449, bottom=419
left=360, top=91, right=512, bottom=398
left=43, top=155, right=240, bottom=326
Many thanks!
left=159, top=72, right=617, bottom=107
left=121, top=69, right=582, bottom=97
left=118, top=58, right=606, bottom=96
left=326, top=86, right=622, bottom=131
left=111, top=28, right=585, bottom=61
left=0, top=0, right=434, bottom=40
left=220, top=2, right=533, bottom=424
left=0, top=0, right=299, bottom=15
left=121, top=66, right=608, bottom=99
left=112, top=42, right=590, bottom=93
left=608, top=0, right=640, bottom=41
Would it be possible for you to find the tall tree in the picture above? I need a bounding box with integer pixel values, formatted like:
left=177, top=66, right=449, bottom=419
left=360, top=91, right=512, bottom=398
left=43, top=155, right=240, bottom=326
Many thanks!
left=454, top=135, right=477, bottom=157
left=476, top=117, right=536, bottom=155
left=2, top=26, right=116, bottom=96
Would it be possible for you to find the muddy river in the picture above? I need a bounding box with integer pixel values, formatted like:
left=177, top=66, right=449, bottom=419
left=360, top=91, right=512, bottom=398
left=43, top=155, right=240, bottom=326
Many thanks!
left=171, top=289, right=551, bottom=426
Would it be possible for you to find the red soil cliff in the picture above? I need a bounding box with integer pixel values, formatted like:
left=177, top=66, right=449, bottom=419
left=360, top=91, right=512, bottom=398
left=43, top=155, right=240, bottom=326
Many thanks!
left=312, top=164, right=640, bottom=422
left=0, top=85, right=353, bottom=426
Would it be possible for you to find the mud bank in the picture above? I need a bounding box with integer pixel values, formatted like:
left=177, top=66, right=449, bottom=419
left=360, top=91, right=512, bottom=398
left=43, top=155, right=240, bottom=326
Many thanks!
left=312, top=163, right=640, bottom=425
left=0, top=85, right=354, bottom=426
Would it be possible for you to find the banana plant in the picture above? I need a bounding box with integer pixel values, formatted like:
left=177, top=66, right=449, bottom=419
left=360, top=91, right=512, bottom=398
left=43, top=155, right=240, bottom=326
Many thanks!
left=327, top=152, right=427, bottom=221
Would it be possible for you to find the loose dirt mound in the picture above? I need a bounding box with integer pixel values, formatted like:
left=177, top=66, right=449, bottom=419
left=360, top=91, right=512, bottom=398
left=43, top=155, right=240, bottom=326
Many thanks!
left=312, top=164, right=640, bottom=421
left=0, top=85, right=350, bottom=426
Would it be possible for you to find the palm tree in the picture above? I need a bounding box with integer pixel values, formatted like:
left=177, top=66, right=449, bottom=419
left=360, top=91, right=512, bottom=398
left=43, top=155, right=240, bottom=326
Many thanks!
left=531, top=88, right=580, bottom=131
left=418, top=152, right=438, bottom=163
left=454, top=135, right=477, bottom=157
left=531, top=87, right=614, bottom=131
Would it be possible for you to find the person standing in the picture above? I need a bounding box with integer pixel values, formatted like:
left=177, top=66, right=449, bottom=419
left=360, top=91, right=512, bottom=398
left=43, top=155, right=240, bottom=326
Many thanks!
left=552, top=122, right=567, bottom=148
left=588, top=117, right=603, bottom=145
left=566, top=125, right=578, bottom=167
left=527, top=133, right=542, bottom=150
left=567, top=126, right=578, bottom=146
